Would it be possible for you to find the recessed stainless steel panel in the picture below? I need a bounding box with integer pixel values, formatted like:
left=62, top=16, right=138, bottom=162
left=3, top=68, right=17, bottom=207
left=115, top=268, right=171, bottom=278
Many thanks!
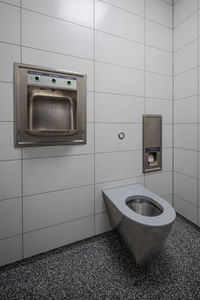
left=143, top=114, right=162, bottom=173
left=14, top=63, right=86, bottom=147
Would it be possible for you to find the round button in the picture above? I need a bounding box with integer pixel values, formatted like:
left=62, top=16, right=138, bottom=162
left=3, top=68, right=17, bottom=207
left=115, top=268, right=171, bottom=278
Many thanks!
left=34, top=75, right=40, bottom=81
left=51, top=78, right=56, bottom=84
left=118, top=132, right=125, bottom=140
left=67, top=80, right=72, bottom=86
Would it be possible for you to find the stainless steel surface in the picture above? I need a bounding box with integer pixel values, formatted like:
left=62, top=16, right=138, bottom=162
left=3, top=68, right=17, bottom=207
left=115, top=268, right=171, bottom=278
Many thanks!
left=104, top=193, right=175, bottom=266
left=27, top=87, right=76, bottom=135
left=126, top=196, right=163, bottom=217
left=143, top=114, right=162, bottom=173
left=14, top=63, right=87, bottom=146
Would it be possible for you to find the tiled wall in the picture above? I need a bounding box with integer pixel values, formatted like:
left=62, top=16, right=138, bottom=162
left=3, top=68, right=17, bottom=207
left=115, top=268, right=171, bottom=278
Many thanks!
left=174, top=0, right=200, bottom=226
left=0, top=0, right=173, bottom=266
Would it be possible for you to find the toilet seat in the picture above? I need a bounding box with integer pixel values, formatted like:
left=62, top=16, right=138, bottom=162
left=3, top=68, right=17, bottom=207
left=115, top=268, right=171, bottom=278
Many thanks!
left=103, top=184, right=176, bottom=227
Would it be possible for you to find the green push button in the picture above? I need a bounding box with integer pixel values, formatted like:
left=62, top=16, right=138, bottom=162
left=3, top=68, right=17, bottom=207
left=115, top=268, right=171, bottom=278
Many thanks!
left=34, top=75, right=40, bottom=81
left=67, top=80, right=72, bottom=86
left=51, top=78, right=56, bottom=84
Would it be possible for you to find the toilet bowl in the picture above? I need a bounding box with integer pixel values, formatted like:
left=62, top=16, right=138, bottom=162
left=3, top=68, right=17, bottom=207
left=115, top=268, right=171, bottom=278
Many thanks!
left=103, top=184, right=176, bottom=265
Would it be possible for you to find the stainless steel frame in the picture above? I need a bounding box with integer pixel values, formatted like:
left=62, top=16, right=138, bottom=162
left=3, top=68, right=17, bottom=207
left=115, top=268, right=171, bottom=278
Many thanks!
left=143, top=114, right=162, bottom=173
left=14, top=63, right=87, bottom=147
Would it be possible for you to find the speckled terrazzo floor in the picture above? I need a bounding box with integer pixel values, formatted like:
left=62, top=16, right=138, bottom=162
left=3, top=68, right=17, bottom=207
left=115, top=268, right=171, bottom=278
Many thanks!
left=0, top=215, right=200, bottom=300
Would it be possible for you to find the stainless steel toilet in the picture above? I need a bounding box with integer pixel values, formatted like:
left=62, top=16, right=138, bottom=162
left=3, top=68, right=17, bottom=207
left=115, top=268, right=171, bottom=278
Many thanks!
left=103, top=184, right=176, bottom=265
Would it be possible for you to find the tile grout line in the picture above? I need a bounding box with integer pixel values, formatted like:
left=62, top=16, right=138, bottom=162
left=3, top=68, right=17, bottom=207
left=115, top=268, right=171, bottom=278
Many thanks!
left=0, top=83, right=173, bottom=102
left=20, top=0, right=24, bottom=260
left=0, top=41, right=174, bottom=78
left=174, top=193, right=198, bottom=208
left=19, top=31, right=173, bottom=55
left=0, top=146, right=173, bottom=163
left=174, top=169, right=198, bottom=180
left=174, top=8, right=199, bottom=30
left=21, top=1, right=173, bottom=31
left=172, top=0, right=174, bottom=207
left=144, top=0, right=146, bottom=188
left=174, top=66, right=199, bottom=78
left=0, top=183, right=96, bottom=202
left=197, top=2, right=199, bottom=224
left=0, top=214, right=96, bottom=241
left=0, top=170, right=173, bottom=242
left=174, top=37, right=200, bottom=54
left=93, top=0, right=96, bottom=236
left=174, top=146, right=198, bottom=152
left=21, top=172, right=172, bottom=199
left=174, top=94, right=199, bottom=101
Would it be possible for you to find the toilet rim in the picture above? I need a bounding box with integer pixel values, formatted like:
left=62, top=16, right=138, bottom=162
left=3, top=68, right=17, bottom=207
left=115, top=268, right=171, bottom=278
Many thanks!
left=103, top=184, right=176, bottom=227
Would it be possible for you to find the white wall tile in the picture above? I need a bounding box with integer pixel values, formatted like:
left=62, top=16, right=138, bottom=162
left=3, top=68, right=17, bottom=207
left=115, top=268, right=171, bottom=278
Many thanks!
left=163, top=194, right=173, bottom=205
left=23, top=123, right=94, bottom=159
left=145, top=171, right=172, bottom=196
left=198, top=207, right=200, bottom=227
left=22, top=47, right=94, bottom=91
left=145, top=99, right=172, bottom=123
left=146, top=0, right=172, bottom=28
left=174, top=68, right=198, bottom=99
left=22, top=0, right=94, bottom=28
left=0, top=0, right=176, bottom=263
left=198, top=125, right=200, bottom=150
left=0, top=2, right=20, bottom=44
left=198, top=180, right=200, bottom=206
left=95, top=151, right=142, bottom=183
left=162, top=148, right=172, bottom=172
left=163, top=124, right=172, bottom=148
left=146, top=73, right=172, bottom=100
left=174, top=12, right=198, bottom=51
left=0, top=235, right=22, bottom=267
left=146, top=20, right=172, bottom=52
left=95, top=62, right=144, bottom=96
left=174, top=0, right=198, bottom=27
left=198, top=152, right=200, bottom=177
left=174, top=195, right=197, bottom=225
left=146, top=46, right=172, bottom=76
left=22, top=10, right=94, bottom=60
left=95, top=123, right=142, bottom=153
left=0, top=43, right=20, bottom=82
left=0, top=198, right=22, bottom=239
left=0, top=83, right=13, bottom=121
left=174, top=97, right=198, bottom=123
left=0, top=122, right=20, bottom=160
left=87, top=92, right=94, bottom=122
left=164, top=0, right=173, bottom=4
left=174, top=40, right=198, bottom=75
left=174, top=172, right=197, bottom=206
left=95, top=0, right=144, bottom=43
left=95, top=212, right=112, bottom=235
left=0, top=160, right=21, bottom=200
left=23, top=154, right=94, bottom=196
left=23, top=185, right=94, bottom=232
left=101, top=0, right=144, bottom=16
left=174, top=148, right=197, bottom=178
left=95, top=176, right=144, bottom=214
left=95, top=93, right=144, bottom=123
left=23, top=216, right=94, bottom=258
left=174, top=124, right=197, bottom=150
left=95, top=31, right=144, bottom=70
